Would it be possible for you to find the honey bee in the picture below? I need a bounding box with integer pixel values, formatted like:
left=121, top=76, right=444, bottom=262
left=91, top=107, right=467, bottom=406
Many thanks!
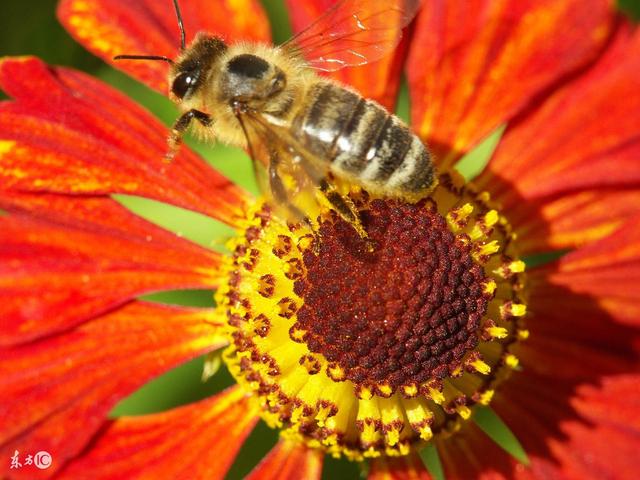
left=115, top=0, right=435, bottom=241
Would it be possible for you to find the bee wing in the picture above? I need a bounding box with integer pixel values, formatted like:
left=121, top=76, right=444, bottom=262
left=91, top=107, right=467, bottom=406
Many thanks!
left=236, top=109, right=328, bottom=221
left=282, top=0, right=421, bottom=72
left=234, top=111, right=273, bottom=198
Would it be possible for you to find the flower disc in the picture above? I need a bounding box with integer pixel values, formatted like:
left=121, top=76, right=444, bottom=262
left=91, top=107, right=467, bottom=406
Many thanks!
left=218, top=172, right=528, bottom=459
left=294, top=199, right=490, bottom=394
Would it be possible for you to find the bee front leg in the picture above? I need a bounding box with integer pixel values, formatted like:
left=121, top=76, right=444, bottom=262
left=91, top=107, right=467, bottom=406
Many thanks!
left=165, top=109, right=212, bottom=163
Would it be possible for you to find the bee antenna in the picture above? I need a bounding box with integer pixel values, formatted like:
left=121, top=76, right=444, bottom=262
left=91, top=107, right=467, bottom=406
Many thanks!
left=172, top=0, right=186, bottom=50
left=113, top=54, right=175, bottom=65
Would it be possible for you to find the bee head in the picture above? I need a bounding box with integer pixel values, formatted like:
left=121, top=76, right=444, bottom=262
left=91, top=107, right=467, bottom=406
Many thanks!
left=113, top=0, right=228, bottom=104
left=168, top=34, right=228, bottom=102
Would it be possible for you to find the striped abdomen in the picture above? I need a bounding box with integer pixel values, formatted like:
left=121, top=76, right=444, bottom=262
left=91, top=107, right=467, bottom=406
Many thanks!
left=293, top=82, right=435, bottom=197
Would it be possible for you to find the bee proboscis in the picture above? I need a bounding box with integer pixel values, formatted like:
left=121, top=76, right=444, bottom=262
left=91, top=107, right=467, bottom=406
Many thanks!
left=115, top=0, right=436, bottom=243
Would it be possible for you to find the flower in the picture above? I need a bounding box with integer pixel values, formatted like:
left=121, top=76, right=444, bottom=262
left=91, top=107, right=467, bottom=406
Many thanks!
left=1, top=0, right=639, bottom=479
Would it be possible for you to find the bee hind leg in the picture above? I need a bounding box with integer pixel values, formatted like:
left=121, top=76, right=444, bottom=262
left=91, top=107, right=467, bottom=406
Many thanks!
left=165, top=109, right=212, bottom=163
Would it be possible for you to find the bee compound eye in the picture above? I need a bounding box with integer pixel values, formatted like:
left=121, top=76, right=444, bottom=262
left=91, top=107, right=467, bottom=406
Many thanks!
left=171, top=71, right=198, bottom=99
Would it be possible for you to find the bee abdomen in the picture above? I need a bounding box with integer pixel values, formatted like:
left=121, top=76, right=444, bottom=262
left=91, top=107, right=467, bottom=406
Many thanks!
left=296, top=82, right=435, bottom=196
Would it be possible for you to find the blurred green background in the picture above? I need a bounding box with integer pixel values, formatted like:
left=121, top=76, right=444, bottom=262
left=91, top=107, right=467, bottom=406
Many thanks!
left=1, top=1, right=639, bottom=479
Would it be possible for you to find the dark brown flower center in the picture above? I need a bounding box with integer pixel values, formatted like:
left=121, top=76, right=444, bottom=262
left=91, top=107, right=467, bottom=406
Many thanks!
left=293, top=199, right=489, bottom=394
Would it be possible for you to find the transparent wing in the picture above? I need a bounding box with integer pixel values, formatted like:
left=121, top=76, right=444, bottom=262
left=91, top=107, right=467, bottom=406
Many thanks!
left=234, top=111, right=272, bottom=198
left=235, top=109, right=329, bottom=224
left=282, top=0, right=421, bottom=72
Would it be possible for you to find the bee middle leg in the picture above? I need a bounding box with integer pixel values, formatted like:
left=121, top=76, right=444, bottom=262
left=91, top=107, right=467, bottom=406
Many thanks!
left=165, top=109, right=212, bottom=162
left=268, top=151, right=317, bottom=236
left=318, top=179, right=371, bottom=245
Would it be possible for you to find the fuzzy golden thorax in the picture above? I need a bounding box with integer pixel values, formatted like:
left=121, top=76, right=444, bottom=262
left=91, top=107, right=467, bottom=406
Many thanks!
left=168, top=33, right=316, bottom=148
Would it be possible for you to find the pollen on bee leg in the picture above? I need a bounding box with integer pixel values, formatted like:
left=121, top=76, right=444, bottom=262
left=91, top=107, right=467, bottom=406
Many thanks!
left=219, top=173, right=528, bottom=458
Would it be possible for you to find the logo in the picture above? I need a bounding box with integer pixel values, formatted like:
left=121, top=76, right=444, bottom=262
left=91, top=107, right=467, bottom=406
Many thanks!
left=9, top=450, right=53, bottom=471
left=34, top=451, right=52, bottom=470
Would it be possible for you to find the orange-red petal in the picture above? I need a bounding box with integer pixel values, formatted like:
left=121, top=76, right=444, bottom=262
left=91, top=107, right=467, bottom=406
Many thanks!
left=285, top=0, right=408, bottom=111
left=510, top=189, right=640, bottom=256
left=494, top=373, right=640, bottom=480
left=246, top=439, right=323, bottom=480
left=520, top=218, right=640, bottom=387
left=530, top=215, right=640, bottom=329
left=57, top=385, right=259, bottom=480
left=477, top=219, right=640, bottom=478
left=0, top=301, right=226, bottom=479
left=0, top=192, right=193, bottom=240
left=0, top=200, right=221, bottom=346
left=368, top=452, right=433, bottom=480
left=0, top=56, right=247, bottom=224
left=57, top=0, right=271, bottom=93
left=407, top=0, right=615, bottom=166
left=477, top=23, right=640, bottom=253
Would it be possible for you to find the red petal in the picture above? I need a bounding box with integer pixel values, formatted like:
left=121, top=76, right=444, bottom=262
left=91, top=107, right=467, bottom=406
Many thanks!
left=531, top=216, right=640, bottom=328
left=0, top=192, right=195, bottom=240
left=509, top=190, right=640, bottom=255
left=0, top=301, right=226, bottom=479
left=57, top=0, right=271, bottom=93
left=368, top=452, right=433, bottom=480
left=0, top=56, right=248, bottom=224
left=57, top=386, right=259, bottom=480
left=574, top=375, right=640, bottom=432
left=0, top=202, right=221, bottom=346
left=520, top=219, right=640, bottom=387
left=246, top=440, right=323, bottom=480
left=407, top=0, right=615, bottom=166
left=477, top=24, right=640, bottom=253
left=481, top=221, right=640, bottom=479
left=285, top=0, right=408, bottom=111
left=494, top=373, right=640, bottom=480
left=436, top=375, right=640, bottom=480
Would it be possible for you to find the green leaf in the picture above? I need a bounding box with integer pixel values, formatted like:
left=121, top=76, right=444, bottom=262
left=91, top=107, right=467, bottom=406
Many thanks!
left=261, top=0, right=293, bottom=43
left=618, top=0, right=640, bottom=21
left=139, top=289, right=215, bottom=307
left=395, top=77, right=411, bottom=124
left=419, top=443, right=445, bottom=480
left=110, top=356, right=235, bottom=417
left=473, top=406, right=529, bottom=465
left=523, top=249, right=570, bottom=269
left=114, top=194, right=236, bottom=252
left=455, top=124, right=506, bottom=181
